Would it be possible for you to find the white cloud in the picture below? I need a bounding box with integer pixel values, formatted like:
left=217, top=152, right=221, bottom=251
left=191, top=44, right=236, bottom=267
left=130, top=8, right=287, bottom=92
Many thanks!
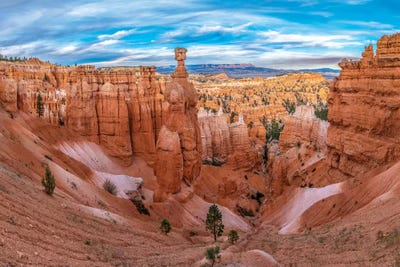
left=197, top=23, right=252, bottom=35
left=0, top=41, right=48, bottom=57
left=258, top=30, right=360, bottom=48
left=98, top=29, right=136, bottom=40
left=56, top=45, right=78, bottom=55
left=338, top=21, right=393, bottom=29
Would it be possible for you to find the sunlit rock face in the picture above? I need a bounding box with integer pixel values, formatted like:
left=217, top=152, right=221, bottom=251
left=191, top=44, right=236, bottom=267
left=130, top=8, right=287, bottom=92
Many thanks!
left=327, top=33, right=400, bottom=178
left=0, top=59, right=166, bottom=165
left=154, top=48, right=202, bottom=202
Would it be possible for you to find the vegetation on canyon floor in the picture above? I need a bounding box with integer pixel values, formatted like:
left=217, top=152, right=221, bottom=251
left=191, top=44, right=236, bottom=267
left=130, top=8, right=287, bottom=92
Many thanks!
left=206, top=204, right=225, bottom=242
left=41, top=166, right=55, bottom=196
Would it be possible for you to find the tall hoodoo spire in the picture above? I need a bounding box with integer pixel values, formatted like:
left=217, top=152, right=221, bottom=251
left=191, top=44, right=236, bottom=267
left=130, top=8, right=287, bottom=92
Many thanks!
left=172, top=47, right=188, bottom=78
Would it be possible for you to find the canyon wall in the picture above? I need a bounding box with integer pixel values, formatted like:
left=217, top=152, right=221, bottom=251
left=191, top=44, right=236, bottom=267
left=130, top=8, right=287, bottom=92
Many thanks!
left=198, top=109, right=261, bottom=170
left=0, top=59, right=166, bottom=164
left=268, top=105, right=329, bottom=196
left=327, top=33, right=400, bottom=178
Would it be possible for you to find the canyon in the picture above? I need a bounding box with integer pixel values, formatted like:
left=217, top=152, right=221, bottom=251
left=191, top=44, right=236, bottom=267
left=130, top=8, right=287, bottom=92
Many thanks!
left=1, top=33, right=400, bottom=266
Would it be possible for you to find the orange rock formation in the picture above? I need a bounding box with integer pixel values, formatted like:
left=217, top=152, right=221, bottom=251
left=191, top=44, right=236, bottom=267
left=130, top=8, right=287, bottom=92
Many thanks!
left=328, top=33, right=400, bottom=178
left=154, top=48, right=202, bottom=201
left=268, top=105, right=329, bottom=196
left=0, top=60, right=165, bottom=165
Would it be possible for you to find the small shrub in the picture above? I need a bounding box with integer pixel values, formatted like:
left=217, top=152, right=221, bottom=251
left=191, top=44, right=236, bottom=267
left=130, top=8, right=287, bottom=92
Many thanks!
left=202, top=159, right=224, bottom=167
left=228, top=230, right=239, bottom=244
left=189, top=231, right=198, bottom=236
left=376, top=228, right=400, bottom=248
left=131, top=199, right=150, bottom=216
left=236, top=205, right=254, bottom=217
left=103, top=179, right=118, bottom=195
left=160, top=219, right=172, bottom=235
left=42, top=166, right=55, bottom=195
left=282, top=99, right=296, bottom=115
left=205, top=246, right=220, bottom=267
left=251, top=191, right=265, bottom=204
left=314, top=101, right=328, bottom=121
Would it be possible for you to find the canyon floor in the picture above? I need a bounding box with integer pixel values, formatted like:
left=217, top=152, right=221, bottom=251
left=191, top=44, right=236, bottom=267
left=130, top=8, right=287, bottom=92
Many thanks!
left=1, top=109, right=400, bottom=266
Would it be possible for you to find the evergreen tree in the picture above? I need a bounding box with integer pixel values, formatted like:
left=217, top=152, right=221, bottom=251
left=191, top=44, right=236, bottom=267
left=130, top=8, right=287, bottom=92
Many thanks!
left=205, top=246, right=220, bottom=267
left=206, top=204, right=224, bottom=242
left=266, top=119, right=283, bottom=143
left=42, top=166, right=55, bottom=195
left=36, top=91, right=44, bottom=117
left=160, top=219, right=171, bottom=235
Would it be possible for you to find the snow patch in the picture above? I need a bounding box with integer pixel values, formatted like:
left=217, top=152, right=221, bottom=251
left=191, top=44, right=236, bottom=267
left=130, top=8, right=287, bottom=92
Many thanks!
left=93, top=170, right=143, bottom=199
left=279, top=182, right=342, bottom=234
left=78, top=204, right=128, bottom=225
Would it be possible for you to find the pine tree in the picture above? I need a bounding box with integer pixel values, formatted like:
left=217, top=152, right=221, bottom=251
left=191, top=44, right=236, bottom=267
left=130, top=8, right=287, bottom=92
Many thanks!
left=42, top=166, right=55, bottom=195
left=206, top=204, right=224, bottom=242
left=205, top=246, right=220, bottom=267
left=36, top=92, right=44, bottom=117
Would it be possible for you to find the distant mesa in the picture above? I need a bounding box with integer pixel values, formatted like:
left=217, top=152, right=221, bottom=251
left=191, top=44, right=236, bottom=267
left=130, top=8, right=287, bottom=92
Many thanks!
left=157, top=63, right=340, bottom=79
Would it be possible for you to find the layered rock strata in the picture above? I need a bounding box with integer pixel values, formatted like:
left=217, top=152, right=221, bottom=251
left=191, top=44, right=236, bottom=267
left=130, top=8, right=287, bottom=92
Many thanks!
left=154, top=48, right=202, bottom=201
left=0, top=59, right=165, bottom=164
left=268, top=105, right=329, bottom=196
left=327, top=33, right=400, bottom=177
left=198, top=109, right=261, bottom=170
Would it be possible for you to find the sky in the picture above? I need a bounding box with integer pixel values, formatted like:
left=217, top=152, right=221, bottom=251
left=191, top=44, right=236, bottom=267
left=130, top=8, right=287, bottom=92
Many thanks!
left=0, top=0, right=399, bottom=69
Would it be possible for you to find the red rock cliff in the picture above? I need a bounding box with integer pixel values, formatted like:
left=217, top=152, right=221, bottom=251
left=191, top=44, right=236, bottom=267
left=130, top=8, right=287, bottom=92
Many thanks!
left=327, top=33, right=400, bottom=178
left=0, top=59, right=165, bottom=164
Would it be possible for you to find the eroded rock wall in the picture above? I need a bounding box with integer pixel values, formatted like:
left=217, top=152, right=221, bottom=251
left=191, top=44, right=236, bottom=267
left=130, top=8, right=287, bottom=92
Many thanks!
left=268, top=105, right=329, bottom=196
left=198, top=109, right=261, bottom=170
left=0, top=60, right=165, bottom=164
left=327, top=33, right=400, bottom=178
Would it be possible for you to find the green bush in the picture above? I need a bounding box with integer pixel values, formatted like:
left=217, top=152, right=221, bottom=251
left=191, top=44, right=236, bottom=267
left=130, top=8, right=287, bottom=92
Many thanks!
left=314, top=103, right=328, bottom=121
left=264, top=119, right=283, bottom=143
left=282, top=99, right=296, bottom=115
left=102, top=179, right=118, bottom=195
left=228, top=230, right=239, bottom=244
left=42, top=166, right=55, bottom=195
left=160, top=219, right=172, bottom=235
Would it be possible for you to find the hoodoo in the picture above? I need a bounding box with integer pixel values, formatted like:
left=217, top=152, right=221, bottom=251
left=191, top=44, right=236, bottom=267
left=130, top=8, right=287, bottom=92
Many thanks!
left=154, top=48, right=202, bottom=201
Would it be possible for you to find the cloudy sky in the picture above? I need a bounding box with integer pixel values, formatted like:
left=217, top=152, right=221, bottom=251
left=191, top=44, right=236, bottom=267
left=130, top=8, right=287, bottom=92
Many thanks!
left=0, top=0, right=398, bottom=69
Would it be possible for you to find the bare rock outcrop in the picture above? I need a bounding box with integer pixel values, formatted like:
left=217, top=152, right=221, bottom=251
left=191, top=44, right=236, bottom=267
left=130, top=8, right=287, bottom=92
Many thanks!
left=198, top=108, right=232, bottom=164
left=280, top=105, right=328, bottom=152
left=198, top=110, right=261, bottom=170
left=154, top=48, right=202, bottom=201
left=328, top=33, right=400, bottom=178
left=228, top=114, right=262, bottom=170
left=268, top=105, right=329, bottom=196
left=0, top=60, right=165, bottom=164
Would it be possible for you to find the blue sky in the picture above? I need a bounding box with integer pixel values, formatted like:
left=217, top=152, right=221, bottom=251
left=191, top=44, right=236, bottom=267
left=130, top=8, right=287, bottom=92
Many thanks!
left=0, top=0, right=398, bottom=69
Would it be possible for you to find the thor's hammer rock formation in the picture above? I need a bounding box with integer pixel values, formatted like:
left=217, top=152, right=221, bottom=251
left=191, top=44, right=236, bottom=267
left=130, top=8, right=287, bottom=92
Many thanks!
left=154, top=48, right=202, bottom=201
